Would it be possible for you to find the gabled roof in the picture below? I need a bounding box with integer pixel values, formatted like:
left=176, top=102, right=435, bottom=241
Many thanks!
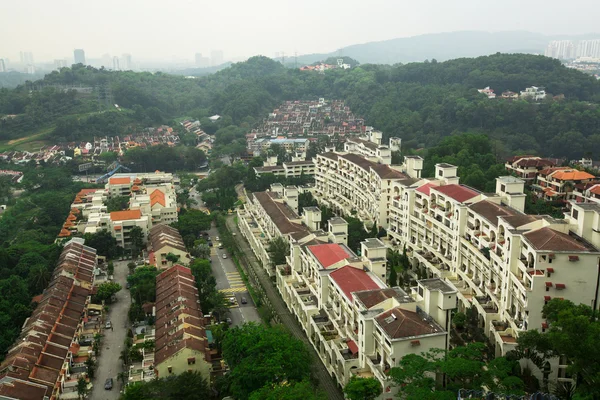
left=329, top=266, right=381, bottom=302
left=110, top=209, right=142, bottom=221
left=354, top=287, right=413, bottom=309
left=109, top=177, right=131, bottom=185
left=524, top=227, right=597, bottom=252
left=433, top=184, right=479, bottom=203
left=307, top=243, right=353, bottom=268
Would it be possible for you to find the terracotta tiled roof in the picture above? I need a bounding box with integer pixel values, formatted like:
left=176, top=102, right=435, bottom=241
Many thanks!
left=375, top=307, right=444, bottom=339
left=551, top=170, right=595, bottom=181
left=524, top=227, right=597, bottom=252
left=307, top=243, right=353, bottom=268
left=58, top=228, right=71, bottom=237
left=329, top=266, right=381, bottom=302
left=150, top=190, right=166, bottom=207
left=110, top=209, right=142, bottom=221
left=354, top=288, right=409, bottom=309
left=433, top=184, right=479, bottom=203
left=109, top=177, right=131, bottom=185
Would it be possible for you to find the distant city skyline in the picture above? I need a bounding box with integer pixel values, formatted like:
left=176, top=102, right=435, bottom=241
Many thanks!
left=1, top=0, right=600, bottom=63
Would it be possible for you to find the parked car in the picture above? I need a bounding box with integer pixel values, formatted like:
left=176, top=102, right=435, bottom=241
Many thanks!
left=222, top=253, right=227, bottom=259
left=241, top=297, right=247, bottom=304
left=226, top=318, right=232, bottom=325
left=215, top=236, right=220, bottom=241
left=104, top=378, right=113, bottom=390
left=208, top=242, right=213, bottom=247
left=229, top=297, right=236, bottom=305
left=218, top=244, right=223, bottom=249
left=105, top=321, right=112, bottom=329
left=126, top=282, right=131, bottom=289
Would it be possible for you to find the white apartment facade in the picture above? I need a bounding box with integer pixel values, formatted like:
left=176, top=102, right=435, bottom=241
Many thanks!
left=314, top=152, right=420, bottom=230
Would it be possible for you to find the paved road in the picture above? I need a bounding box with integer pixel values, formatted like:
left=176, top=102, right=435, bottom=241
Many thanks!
left=89, top=261, right=130, bottom=400
left=226, top=217, right=344, bottom=400
left=207, top=225, right=261, bottom=326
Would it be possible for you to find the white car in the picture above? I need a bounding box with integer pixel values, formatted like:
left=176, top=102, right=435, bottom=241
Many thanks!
left=222, top=253, right=227, bottom=259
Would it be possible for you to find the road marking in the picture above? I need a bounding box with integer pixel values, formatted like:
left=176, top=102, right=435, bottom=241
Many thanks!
left=219, top=287, right=248, bottom=294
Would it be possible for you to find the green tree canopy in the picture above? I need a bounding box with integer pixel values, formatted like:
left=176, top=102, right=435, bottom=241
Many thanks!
left=343, top=376, right=383, bottom=400
left=222, top=323, right=312, bottom=399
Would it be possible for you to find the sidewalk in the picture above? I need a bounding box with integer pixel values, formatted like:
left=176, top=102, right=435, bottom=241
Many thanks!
left=226, top=216, right=344, bottom=400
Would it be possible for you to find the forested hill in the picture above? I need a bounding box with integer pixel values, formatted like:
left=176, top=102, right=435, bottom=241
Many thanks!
left=1, top=54, right=600, bottom=159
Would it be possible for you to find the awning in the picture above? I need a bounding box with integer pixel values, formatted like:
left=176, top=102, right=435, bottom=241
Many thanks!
left=544, top=296, right=551, bottom=301
left=542, top=322, right=549, bottom=329
left=568, top=256, right=580, bottom=262
left=555, top=283, right=566, bottom=290
left=546, top=267, right=554, bottom=273
left=410, top=340, right=421, bottom=346
left=545, top=282, right=553, bottom=287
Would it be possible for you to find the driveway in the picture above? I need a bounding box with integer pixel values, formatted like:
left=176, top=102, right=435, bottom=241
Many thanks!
left=89, top=260, right=130, bottom=400
left=207, top=226, right=261, bottom=326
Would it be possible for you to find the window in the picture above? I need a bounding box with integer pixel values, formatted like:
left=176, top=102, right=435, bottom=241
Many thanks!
left=501, top=184, right=506, bottom=192
left=572, top=209, right=579, bottom=220
left=168, top=366, right=173, bottom=373
left=438, top=169, right=443, bottom=177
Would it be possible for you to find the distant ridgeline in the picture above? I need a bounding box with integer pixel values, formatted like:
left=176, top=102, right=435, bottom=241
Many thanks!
left=0, top=54, right=599, bottom=159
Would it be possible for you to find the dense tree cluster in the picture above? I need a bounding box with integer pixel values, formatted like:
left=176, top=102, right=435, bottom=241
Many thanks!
left=3, top=54, right=599, bottom=159
left=122, top=144, right=207, bottom=172
left=121, top=370, right=212, bottom=400
left=221, top=323, right=313, bottom=399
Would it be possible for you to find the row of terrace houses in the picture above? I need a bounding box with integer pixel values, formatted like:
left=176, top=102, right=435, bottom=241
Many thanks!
left=154, top=265, right=216, bottom=382
left=148, top=225, right=191, bottom=268
left=0, top=239, right=99, bottom=400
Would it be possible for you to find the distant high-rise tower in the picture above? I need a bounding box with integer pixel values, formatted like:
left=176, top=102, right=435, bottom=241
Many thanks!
left=112, top=56, right=120, bottom=71
left=74, top=49, right=86, bottom=65
left=210, top=50, right=224, bottom=66
left=0, top=59, right=6, bottom=73
left=20, top=51, right=34, bottom=66
left=195, top=53, right=209, bottom=67
left=122, top=53, right=132, bottom=70
left=54, top=59, right=67, bottom=70
left=545, top=40, right=575, bottom=60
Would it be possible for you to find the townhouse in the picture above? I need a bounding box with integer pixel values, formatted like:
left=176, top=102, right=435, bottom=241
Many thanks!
left=148, top=225, right=191, bottom=268
left=154, top=265, right=213, bottom=381
left=505, top=156, right=556, bottom=182
left=533, top=167, right=595, bottom=201
left=0, top=239, right=98, bottom=400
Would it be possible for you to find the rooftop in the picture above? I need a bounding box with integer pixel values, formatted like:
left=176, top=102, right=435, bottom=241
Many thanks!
left=110, top=209, right=143, bottom=221
left=524, top=227, right=597, bottom=252
left=329, top=266, right=381, bottom=302
left=375, top=307, right=444, bottom=340
left=433, top=184, right=479, bottom=203
left=109, top=177, right=131, bottom=185
left=308, top=243, right=354, bottom=268
left=418, top=278, right=457, bottom=294
left=329, top=217, right=348, bottom=225
left=362, top=238, right=385, bottom=249
left=354, top=287, right=413, bottom=309
left=468, top=200, right=520, bottom=228
left=416, top=182, right=436, bottom=196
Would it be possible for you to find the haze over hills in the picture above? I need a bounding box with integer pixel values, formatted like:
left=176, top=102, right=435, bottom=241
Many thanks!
left=291, top=30, right=600, bottom=65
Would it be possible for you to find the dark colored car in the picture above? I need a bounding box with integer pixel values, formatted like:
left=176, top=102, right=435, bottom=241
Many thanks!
left=104, top=378, right=113, bottom=390
left=208, top=242, right=213, bottom=247
left=241, top=297, right=247, bottom=304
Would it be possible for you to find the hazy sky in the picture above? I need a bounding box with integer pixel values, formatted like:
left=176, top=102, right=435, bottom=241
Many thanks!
left=1, top=0, right=599, bottom=63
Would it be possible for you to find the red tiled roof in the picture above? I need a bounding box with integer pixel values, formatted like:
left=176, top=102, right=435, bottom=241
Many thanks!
left=329, top=266, right=380, bottom=301
left=109, top=177, right=131, bottom=185
left=110, top=209, right=142, bottom=221
left=416, top=182, right=436, bottom=196
left=433, top=184, right=479, bottom=203
left=375, top=307, right=444, bottom=339
left=551, top=170, right=595, bottom=181
left=308, top=244, right=352, bottom=268
left=150, top=190, right=166, bottom=207
left=347, top=339, right=359, bottom=354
